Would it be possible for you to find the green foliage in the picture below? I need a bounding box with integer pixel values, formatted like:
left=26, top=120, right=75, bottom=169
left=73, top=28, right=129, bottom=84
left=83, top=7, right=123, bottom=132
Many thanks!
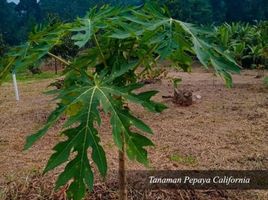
left=40, top=0, right=92, bottom=21
left=0, top=23, right=69, bottom=82
left=156, top=0, right=213, bottom=24
left=1, top=0, right=268, bottom=47
left=0, top=4, right=240, bottom=200
left=0, top=0, right=21, bottom=45
left=264, top=77, right=268, bottom=87
left=172, top=78, right=182, bottom=88
left=213, top=22, right=268, bottom=69
left=170, top=154, right=197, bottom=166
left=224, top=0, right=268, bottom=22
left=0, top=33, right=7, bottom=56
left=156, top=0, right=268, bottom=25
left=40, top=0, right=142, bottom=22
left=2, top=71, right=58, bottom=83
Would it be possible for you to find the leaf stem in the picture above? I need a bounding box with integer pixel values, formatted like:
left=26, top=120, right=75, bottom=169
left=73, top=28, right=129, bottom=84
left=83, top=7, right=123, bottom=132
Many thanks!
left=47, top=52, right=92, bottom=79
left=93, top=33, right=108, bottom=68
left=2, top=57, right=15, bottom=74
left=47, top=52, right=70, bottom=66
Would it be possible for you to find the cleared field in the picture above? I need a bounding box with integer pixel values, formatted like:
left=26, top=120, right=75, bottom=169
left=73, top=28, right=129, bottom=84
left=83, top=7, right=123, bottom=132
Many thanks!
left=0, top=68, right=267, bottom=199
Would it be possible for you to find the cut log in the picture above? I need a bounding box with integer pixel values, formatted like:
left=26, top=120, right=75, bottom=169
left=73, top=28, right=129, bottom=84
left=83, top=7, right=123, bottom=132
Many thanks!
left=162, top=89, right=193, bottom=106
left=172, top=88, right=193, bottom=106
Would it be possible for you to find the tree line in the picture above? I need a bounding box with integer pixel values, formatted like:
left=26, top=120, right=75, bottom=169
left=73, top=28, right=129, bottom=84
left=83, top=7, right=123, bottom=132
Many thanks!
left=157, top=0, right=268, bottom=24
left=0, top=0, right=267, bottom=48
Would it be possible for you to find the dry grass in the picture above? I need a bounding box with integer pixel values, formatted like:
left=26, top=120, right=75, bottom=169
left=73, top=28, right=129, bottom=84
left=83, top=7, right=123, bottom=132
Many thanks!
left=0, top=68, right=267, bottom=199
left=0, top=171, right=249, bottom=200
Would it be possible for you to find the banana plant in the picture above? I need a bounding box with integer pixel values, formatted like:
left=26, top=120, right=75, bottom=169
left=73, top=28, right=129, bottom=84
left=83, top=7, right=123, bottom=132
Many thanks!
left=0, top=4, right=240, bottom=200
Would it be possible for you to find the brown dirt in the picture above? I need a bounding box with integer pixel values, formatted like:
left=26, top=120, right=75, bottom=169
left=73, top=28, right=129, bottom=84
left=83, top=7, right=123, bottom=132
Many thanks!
left=0, top=68, right=267, bottom=199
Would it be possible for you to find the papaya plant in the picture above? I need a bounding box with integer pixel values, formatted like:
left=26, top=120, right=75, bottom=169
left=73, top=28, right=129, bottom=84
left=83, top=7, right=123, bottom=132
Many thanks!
left=0, top=3, right=240, bottom=200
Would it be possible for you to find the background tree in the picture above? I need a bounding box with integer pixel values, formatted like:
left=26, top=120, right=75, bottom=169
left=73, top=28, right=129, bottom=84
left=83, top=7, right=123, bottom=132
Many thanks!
left=1, top=0, right=268, bottom=46
left=156, top=0, right=213, bottom=24
left=210, top=0, right=226, bottom=24
left=0, top=33, right=7, bottom=56
left=0, top=0, right=20, bottom=45
left=39, top=0, right=143, bottom=21
left=15, top=0, right=42, bottom=41
left=39, top=0, right=92, bottom=21
left=224, top=0, right=268, bottom=22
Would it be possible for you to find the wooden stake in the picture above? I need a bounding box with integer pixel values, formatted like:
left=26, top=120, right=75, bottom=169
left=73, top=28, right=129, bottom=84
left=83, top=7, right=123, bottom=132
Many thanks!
left=12, top=71, right=19, bottom=101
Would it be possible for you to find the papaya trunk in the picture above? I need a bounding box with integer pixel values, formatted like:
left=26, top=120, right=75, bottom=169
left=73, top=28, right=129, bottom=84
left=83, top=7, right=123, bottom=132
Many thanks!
left=118, top=134, right=127, bottom=200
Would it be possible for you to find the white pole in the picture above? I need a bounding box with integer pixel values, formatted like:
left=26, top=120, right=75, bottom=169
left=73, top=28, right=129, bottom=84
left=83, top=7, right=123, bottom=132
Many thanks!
left=12, top=72, right=20, bottom=101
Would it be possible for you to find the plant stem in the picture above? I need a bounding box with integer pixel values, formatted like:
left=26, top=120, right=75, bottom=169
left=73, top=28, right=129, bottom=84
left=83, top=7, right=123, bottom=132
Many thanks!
left=118, top=133, right=127, bottom=200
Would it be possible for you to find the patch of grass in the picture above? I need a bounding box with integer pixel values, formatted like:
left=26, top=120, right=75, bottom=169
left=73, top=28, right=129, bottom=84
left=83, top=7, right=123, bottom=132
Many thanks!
left=169, top=154, right=198, bottom=166
left=264, top=77, right=268, bottom=87
left=105, top=142, right=115, bottom=149
left=0, top=189, right=6, bottom=200
left=1, top=171, right=55, bottom=200
left=3, top=71, right=60, bottom=83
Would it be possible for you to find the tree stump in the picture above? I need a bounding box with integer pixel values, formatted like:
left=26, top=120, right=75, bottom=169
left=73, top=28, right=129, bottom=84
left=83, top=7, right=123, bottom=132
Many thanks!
left=172, top=88, right=193, bottom=106
left=48, top=79, right=64, bottom=89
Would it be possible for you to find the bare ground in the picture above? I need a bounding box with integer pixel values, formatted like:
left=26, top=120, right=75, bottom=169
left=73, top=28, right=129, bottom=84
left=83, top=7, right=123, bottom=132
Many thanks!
left=0, top=68, right=267, bottom=199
